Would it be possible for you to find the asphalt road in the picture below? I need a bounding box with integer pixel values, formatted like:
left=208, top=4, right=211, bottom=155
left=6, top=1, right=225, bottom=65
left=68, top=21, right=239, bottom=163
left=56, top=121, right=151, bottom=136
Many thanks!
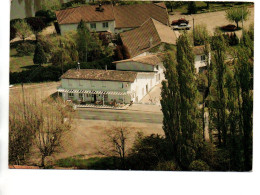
left=76, top=109, right=163, bottom=124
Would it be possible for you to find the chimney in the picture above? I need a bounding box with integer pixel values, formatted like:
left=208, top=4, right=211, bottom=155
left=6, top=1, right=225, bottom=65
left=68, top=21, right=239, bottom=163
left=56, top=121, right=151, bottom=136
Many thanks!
left=77, top=62, right=80, bottom=70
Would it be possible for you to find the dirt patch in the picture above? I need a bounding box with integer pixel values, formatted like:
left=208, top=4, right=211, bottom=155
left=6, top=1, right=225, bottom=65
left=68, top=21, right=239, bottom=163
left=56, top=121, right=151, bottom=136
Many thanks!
left=28, top=119, right=164, bottom=165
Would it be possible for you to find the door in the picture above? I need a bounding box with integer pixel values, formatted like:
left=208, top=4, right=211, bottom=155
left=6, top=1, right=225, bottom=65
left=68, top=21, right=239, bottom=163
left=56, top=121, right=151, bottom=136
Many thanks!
left=94, top=94, right=97, bottom=102
left=146, top=84, right=148, bottom=93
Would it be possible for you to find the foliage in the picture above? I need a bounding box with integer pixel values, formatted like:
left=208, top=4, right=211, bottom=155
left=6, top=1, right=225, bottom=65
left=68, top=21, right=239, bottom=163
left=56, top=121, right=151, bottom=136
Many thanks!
left=10, top=26, right=17, bottom=40
left=189, top=160, right=209, bottom=171
left=13, top=20, right=33, bottom=41
left=76, top=20, right=113, bottom=63
left=225, top=7, right=250, bottom=28
left=187, top=2, right=198, bottom=14
left=33, top=43, right=47, bottom=66
left=41, top=0, right=62, bottom=11
left=127, top=133, right=173, bottom=170
left=192, top=24, right=210, bottom=46
left=35, top=10, right=57, bottom=23
left=166, top=1, right=184, bottom=12
left=161, top=33, right=201, bottom=170
left=16, top=42, right=35, bottom=56
left=154, top=161, right=178, bottom=171
left=24, top=17, right=48, bottom=34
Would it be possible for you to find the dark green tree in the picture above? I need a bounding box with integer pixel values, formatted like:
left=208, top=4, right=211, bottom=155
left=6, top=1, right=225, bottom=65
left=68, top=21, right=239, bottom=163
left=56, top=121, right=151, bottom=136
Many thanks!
left=187, top=2, right=197, bottom=14
left=161, top=33, right=200, bottom=170
left=33, top=43, right=47, bottom=66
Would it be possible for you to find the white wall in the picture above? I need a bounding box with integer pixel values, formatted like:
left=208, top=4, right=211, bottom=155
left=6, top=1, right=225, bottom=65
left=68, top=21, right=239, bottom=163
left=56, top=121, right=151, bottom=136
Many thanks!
left=60, top=20, right=115, bottom=35
left=194, top=53, right=211, bottom=73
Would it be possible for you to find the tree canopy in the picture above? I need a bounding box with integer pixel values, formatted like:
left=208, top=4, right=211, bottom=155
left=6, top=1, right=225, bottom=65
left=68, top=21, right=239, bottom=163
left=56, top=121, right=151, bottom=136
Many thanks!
left=225, top=7, right=250, bottom=28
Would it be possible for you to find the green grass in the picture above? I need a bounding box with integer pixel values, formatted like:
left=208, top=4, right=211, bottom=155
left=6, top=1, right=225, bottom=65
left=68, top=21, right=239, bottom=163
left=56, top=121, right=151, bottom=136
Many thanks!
left=9, top=48, right=51, bottom=73
left=9, top=48, right=35, bottom=72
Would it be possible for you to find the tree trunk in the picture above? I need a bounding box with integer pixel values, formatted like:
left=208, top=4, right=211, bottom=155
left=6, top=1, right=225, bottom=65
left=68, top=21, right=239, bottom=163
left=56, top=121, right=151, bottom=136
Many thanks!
left=41, top=155, right=46, bottom=168
left=236, top=21, right=239, bottom=28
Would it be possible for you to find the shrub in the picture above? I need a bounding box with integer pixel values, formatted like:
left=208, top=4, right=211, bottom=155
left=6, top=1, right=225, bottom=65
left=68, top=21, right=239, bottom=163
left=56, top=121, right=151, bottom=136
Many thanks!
left=189, top=160, right=210, bottom=171
left=154, top=161, right=178, bottom=171
left=127, top=133, right=173, bottom=170
left=35, top=10, right=56, bottom=23
left=10, top=26, right=17, bottom=40
left=25, top=17, right=48, bottom=33
left=16, top=42, right=35, bottom=56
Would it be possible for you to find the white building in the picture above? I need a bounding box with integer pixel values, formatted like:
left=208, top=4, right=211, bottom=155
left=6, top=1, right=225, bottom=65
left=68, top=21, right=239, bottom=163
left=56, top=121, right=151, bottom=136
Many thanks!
left=193, top=45, right=211, bottom=73
left=55, top=3, right=169, bottom=35
left=58, top=54, right=165, bottom=105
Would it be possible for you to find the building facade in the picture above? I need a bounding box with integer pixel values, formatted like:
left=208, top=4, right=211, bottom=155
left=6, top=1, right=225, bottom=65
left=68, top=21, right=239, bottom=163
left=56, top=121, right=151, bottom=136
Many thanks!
left=58, top=54, right=165, bottom=105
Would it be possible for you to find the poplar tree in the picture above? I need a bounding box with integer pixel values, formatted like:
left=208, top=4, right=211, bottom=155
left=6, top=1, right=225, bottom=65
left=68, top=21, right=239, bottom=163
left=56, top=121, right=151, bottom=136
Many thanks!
left=33, top=42, right=47, bottom=66
left=161, top=33, right=200, bottom=170
left=209, top=33, right=228, bottom=147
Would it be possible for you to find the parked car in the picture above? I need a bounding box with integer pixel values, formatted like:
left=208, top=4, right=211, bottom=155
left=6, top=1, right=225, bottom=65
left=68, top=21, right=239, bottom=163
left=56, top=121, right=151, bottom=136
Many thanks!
left=171, top=18, right=189, bottom=26
left=173, top=23, right=191, bottom=30
left=221, top=24, right=237, bottom=31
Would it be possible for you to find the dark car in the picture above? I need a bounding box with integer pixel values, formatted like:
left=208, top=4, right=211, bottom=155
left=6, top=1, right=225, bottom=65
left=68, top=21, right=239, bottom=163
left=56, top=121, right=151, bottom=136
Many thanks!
left=171, top=18, right=189, bottom=26
left=221, top=24, right=237, bottom=31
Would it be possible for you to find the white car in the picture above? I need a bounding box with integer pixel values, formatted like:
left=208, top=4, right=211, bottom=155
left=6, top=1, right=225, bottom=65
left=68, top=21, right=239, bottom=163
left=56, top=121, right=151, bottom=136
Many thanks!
left=173, top=23, right=191, bottom=30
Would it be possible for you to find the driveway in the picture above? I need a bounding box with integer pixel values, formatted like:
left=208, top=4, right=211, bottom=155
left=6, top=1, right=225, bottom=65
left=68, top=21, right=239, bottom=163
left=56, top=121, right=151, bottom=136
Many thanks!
left=169, top=7, right=254, bottom=38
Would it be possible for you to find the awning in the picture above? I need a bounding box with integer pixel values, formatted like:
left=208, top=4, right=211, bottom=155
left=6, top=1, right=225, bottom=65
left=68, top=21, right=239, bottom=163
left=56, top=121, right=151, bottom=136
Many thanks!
left=57, top=88, right=131, bottom=96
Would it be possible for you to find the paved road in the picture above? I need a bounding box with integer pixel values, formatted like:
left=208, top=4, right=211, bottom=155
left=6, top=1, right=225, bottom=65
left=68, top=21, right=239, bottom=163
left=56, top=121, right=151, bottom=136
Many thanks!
left=76, top=109, right=163, bottom=124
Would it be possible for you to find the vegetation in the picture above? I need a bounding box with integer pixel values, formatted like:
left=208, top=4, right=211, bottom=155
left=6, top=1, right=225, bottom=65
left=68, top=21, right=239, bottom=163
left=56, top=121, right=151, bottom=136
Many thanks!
left=33, top=43, right=47, bottom=66
left=225, top=7, right=250, bottom=28
left=187, top=2, right=198, bottom=14
left=9, top=89, right=73, bottom=167
left=13, top=20, right=32, bottom=41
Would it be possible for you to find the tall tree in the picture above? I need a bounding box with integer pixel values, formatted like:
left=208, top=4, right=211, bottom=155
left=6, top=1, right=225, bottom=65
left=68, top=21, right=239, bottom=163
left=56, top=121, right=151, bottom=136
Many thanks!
left=13, top=20, right=32, bottom=41
left=161, top=33, right=200, bottom=170
left=33, top=43, right=47, bottom=66
left=225, top=7, right=250, bottom=28
left=209, top=33, right=228, bottom=147
left=233, top=42, right=253, bottom=171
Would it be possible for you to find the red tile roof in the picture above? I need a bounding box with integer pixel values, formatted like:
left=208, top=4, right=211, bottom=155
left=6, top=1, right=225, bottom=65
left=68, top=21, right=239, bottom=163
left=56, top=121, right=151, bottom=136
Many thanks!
left=113, top=53, right=165, bottom=66
left=56, top=3, right=169, bottom=28
left=56, top=4, right=115, bottom=24
left=113, top=3, right=169, bottom=29
left=193, top=45, right=205, bottom=55
left=61, top=69, right=137, bottom=82
left=120, top=18, right=177, bottom=57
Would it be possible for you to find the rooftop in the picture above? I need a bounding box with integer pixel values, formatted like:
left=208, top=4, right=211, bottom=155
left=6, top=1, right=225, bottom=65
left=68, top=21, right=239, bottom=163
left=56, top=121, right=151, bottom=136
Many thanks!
left=120, top=18, right=177, bottom=57
left=113, top=53, right=165, bottom=66
left=56, top=4, right=115, bottom=24
left=61, top=69, right=137, bottom=83
left=193, top=45, right=206, bottom=55
left=56, top=2, right=169, bottom=28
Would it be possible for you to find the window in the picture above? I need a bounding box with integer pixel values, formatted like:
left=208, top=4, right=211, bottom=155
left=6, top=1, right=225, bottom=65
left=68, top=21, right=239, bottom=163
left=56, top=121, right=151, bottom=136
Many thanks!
left=68, top=93, right=74, bottom=98
left=122, top=83, right=124, bottom=88
left=90, top=23, right=96, bottom=29
left=201, top=55, right=206, bottom=61
left=102, top=22, right=108, bottom=28
left=156, top=65, right=159, bottom=70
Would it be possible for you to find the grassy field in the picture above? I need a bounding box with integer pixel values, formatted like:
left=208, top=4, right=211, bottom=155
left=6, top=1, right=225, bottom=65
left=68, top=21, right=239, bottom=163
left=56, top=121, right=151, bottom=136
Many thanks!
left=9, top=48, right=35, bottom=72
left=9, top=47, right=51, bottom=73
